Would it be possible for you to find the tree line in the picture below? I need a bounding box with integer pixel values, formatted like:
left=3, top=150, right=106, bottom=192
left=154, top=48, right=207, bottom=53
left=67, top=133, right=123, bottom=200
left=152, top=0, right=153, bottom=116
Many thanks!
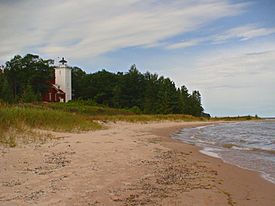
left=0, top=54, right=206, bottom=116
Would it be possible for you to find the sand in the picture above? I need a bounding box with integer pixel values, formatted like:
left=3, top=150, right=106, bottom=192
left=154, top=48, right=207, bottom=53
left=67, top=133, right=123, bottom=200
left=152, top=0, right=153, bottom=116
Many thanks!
left=0, top=121, right=274, bottom=206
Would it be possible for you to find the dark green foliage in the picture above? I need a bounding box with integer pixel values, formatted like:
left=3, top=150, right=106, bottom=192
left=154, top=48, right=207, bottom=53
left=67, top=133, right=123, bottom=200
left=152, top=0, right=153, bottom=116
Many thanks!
left=117, top=65, right=145, bottom=109
left=188, top=91, right=204, bottom=117
left=143, top=72, right=159, bottom=114
left=0, top=74, right=13, bottom=103
left=1, top=54, right=205, bottom=116
left=21, top=84, right=39, bottom=103
left=130, top=106, right=142, bottom=114
left=41, top=101, right=134, bottom=116
left=71, top=66, right=87, bottom=99
left=71, top=65, right=205, bottom=116
left=1, top=54, right=54, bottom=102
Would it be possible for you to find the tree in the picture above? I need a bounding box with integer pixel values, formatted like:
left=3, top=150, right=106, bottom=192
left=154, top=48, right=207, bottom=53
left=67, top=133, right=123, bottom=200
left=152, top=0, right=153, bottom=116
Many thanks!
left=91, top=70, right=119, bottom=106
left=180, top=85, right=191, bottom=114
left=4, top=54, right=54, bottom=101
left=189, top=91, right=204, bottom=116
left=21, top=84, right=39, bottom=103
left=118, top=65, right=145, bottom=109
left=67, top=63, right=205, bottom=116
left=143, top=72, right=159, bottom=114
left=1, top=54, right=206, bottom=116
left=156, top=77, right=178, bottom=114
left=5, top=55, right=22, bottom=98
left=71, top=67, right=87, bottom=99
left=0, top=75, right=13, bottom=103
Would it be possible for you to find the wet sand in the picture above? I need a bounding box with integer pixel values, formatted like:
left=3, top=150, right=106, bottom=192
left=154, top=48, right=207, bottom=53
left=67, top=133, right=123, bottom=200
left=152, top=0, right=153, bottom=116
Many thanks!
left=0, top=121, right=274, bottom=205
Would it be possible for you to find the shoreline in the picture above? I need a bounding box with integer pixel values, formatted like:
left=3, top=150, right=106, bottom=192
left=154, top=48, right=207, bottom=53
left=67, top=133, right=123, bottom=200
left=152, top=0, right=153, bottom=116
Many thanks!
left=199, top=147, right=275, bottom=185
left=1, top=121, right=275, bottom=205
left=151, top=122, right=275, bottom=205
left=171, top=122, right=275, bottom=185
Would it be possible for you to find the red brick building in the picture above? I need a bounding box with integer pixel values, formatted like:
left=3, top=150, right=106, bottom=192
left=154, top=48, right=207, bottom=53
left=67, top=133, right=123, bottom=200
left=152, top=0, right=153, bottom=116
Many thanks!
left=42, top=79, right=66, bottom=102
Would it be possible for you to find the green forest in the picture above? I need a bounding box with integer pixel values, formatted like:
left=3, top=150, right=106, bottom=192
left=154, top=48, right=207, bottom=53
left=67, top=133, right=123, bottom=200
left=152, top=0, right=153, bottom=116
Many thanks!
left=0, top=54, right=207, bottom=117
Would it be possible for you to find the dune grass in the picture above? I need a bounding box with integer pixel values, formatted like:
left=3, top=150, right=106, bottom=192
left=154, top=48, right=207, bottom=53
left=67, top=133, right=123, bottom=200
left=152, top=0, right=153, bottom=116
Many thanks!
left=22, top=102, right=210, bottom=122
left=88, top=114, right=260, bottom=122
left=212, top=116, right=259, bottom=121
left=0, top=104, right=102, bottom=147
left=89, top=114, right=207, bottom=122
left=0, top=105, right=101, bottom=131
left=19, top=102, right=259, bottom=122
left=0, top=101, right=260, bottom=147
left=29, top=101, right=134, bottom=116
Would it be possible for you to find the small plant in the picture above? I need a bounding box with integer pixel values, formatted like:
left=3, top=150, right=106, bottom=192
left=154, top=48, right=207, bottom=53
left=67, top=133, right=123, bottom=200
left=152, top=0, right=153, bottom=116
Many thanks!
left=130, top=106, right=142, bottom=114
left=8, top=136, right=16, bottom=148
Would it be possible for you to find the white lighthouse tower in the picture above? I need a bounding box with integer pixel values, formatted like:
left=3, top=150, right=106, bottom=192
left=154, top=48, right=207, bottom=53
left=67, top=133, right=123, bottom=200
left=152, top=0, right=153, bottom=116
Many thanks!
left=55, top=57, right=72, bottom=102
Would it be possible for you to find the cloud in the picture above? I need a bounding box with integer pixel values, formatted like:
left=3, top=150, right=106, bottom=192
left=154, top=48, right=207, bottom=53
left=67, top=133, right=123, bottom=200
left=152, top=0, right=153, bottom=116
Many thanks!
left=0, top=0, right=246, bottom=61
left=212, top=24, right=275, bottom=42
left=166, top=24, right=275, bottom=49
left=166, top=39, right=204, bottom=49
left=188, top=47, right=275, bottom=89
left=165, top=40, right=275, bottom=116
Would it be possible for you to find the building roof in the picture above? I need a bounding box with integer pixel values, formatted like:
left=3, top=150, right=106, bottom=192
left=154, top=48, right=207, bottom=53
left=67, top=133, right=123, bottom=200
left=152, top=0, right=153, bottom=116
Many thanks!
left=52, top=84, right=66, bottom=94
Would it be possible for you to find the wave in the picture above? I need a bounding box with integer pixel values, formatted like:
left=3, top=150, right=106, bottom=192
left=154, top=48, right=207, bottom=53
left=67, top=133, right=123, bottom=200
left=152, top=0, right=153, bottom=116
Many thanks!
left=200, top=147, right=222, bottom=159
left=261, top=172, right=275, bottom=184
left=196, top=125, right=212, bottom=130
left=222, top=143, right=238, bottom=149
left=251, top=148, right=275, bottom=155
left=197, top=139, right=216, bottom=145
left=222, top=143, right=275, bottom=155
left=222, top=143, right=251, bottom=151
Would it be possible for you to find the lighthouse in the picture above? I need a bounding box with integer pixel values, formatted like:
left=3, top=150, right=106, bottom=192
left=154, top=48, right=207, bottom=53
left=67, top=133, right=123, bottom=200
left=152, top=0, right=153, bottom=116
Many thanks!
left=54, top=57, right=72, bottom=102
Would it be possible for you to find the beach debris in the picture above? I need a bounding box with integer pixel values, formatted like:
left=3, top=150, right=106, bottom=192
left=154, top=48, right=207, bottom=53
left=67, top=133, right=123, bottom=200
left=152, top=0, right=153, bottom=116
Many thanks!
left=118, top=150, right=218, bottom=205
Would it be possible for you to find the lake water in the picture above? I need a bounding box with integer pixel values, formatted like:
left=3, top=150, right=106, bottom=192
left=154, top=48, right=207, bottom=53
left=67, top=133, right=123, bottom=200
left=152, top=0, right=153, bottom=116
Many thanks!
left=174, top=121, right=275, bottom=184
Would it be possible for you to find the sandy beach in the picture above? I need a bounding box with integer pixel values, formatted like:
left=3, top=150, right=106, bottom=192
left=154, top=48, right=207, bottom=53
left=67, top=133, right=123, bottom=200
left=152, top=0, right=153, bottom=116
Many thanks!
left=0, top=121, right=274, bottom=206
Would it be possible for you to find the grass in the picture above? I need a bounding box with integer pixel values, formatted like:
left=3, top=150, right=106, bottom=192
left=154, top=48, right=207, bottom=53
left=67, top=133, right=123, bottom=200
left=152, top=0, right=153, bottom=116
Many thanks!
left=0, top=103, right=102, bottom=147
left=23, top=102, right=209, bottom=122
left=0, top=105, right=101, bottom=131
left=89, top=114, right=208, bottom=122
left=0, top=101, right=260, bottom=147
left=212, top=116, right=259, bottom=121
left=0, top=126, right=53, bottom=148
left=28, top=101, right=134, bottom=116
left=21, top=101, right=261, bottom=122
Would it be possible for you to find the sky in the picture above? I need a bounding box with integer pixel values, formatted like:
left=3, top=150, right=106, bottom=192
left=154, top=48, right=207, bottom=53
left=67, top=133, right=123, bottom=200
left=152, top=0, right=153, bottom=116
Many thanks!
left=1, top=0, right=275, bottom=117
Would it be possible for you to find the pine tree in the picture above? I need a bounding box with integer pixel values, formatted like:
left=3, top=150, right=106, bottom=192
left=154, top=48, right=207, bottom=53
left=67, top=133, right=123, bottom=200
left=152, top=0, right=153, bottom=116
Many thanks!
left=21, top=84, right=39, bottom=103
left=0, top=77, right=13, bottom=103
